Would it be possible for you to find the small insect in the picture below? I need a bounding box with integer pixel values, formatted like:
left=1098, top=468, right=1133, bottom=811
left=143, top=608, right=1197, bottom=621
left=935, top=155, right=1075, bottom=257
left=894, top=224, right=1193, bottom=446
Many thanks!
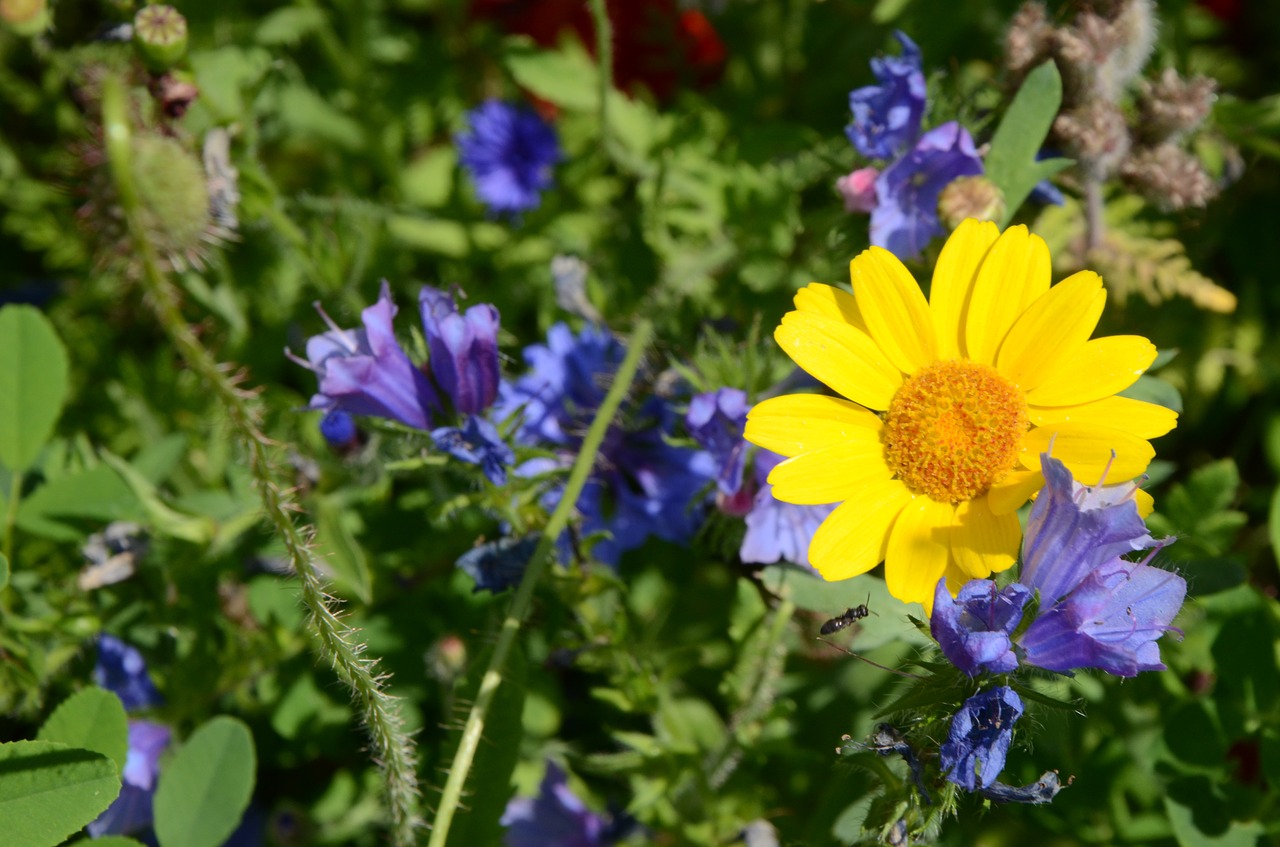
left=820, top=596, right=873, bottom=635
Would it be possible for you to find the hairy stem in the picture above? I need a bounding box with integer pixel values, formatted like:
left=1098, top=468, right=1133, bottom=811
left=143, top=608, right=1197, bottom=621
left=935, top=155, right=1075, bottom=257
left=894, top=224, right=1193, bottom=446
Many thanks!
left=427, top=319, right=654, bottom=847
left=1084, top=177, right=1105, bottom=253
left=100, top=75, right=421, bottom=845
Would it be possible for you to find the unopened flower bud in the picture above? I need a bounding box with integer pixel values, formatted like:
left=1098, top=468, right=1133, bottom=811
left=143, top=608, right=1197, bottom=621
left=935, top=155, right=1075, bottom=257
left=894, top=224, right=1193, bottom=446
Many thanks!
left=427, top=635, right=468, bottom=682
left=133, top=5, right=188, bottom=72
left=937, top=176, right=1005, bottom=230
left=130, top=134, right=211, bottom=264
left=0, top=0, right=50, bottom=37
left=836, top=166, right=879, bottom=213
left=320, top=409, right=362, bottom=453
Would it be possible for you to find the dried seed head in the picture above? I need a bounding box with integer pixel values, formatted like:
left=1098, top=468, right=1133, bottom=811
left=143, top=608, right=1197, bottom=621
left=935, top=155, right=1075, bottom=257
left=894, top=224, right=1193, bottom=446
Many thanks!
left=1137, top=69, right=1217, bottom=144
left=1004, top=2, right=1054, bottom=79
left=1120, top=144, right=1218, bottom=210
left=937, top=176, right=1006, bottom=230
left=1053, top=102, right=1131, bottom=180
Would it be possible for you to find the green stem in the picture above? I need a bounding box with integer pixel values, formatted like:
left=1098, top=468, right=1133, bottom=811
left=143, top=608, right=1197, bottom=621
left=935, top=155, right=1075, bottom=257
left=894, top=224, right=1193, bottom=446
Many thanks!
left=100, top=75, right=421, bottom=845
left=588, top=0, right=613, bottom=143
left=2, top=470, right=20, bottom=590
left=427, top=319, right=654, bottom=847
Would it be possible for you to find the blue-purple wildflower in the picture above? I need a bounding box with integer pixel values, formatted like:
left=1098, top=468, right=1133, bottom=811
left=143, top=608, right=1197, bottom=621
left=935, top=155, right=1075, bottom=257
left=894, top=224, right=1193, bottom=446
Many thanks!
left=939, top=686, right=1024, bottom=790
left=496, top=323, right=713, bottom=566
left=931, top=579, right=1031, bottom=676
left=457, top=100, right=561, bottom=216
left=846, top=31, right=927, bottom=160
left=456, top=535, right=539, bottom=593
left=87, top=719, right=171, bottom=837
left=501, top=761, right=608, bottom=847
left=289, top=281, right=440, bottom=430
left=419, top=286, right=501, bottom=415
left=95, top=634, right=162, bottom=712
left=740, top=450, right=835, bottom=568
left=871, top=121, right=985, bottom=260
left=432, top=415, right=515, bottom=485
left=686, top=388, right=749, bottom=496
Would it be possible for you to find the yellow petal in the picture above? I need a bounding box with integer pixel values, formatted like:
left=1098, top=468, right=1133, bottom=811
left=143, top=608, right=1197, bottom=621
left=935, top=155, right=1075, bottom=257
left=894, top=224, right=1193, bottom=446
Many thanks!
left=849, top=247, right=937, bottom=374
left=745, top=394, right=882, bottom=457
left=775, top=311, right=903, bottom=410
left=884, top=497, right=955, bottom=608
left=952, top=496, right=1021, bottom=579
left=1028, top=395, right=1178, bottom=440
left=997, top=271, right=1105, bottom=391
left=930, top=218, right=1000, bottom=360
left=1135, top=488, right=1154, bottom=518
left=1025, top=336, right=1157, bottom=406
left=768, top=437, right=893, bottom=504
left=987, top=468, right=1045, bottom=515
left=794, top=283, right=869, bottom=334
left=808, top=479, right=913, bottom=581
left=1019, top=423, right=1155, bottom=484
left=963, top=225, right=1051, bottom=365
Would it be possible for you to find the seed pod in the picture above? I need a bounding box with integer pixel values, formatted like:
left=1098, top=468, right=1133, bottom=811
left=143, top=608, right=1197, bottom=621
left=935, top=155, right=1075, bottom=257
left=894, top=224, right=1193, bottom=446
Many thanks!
left=132, top=4, right=188, bottom=72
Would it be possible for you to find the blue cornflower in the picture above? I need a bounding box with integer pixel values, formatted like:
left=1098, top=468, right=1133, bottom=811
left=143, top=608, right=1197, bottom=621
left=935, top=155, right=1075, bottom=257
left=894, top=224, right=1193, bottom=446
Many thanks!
left=931, top=579, right=1031, bottom=676
left=686, top=388, right=749, bottom=496
left=496, top=323, right=713, bottom=566
left=419, top=286, right=501, bottom=415
left=88, top=719, right=171, bottom=837
left=939, top=686, right=1023, bottom=791
left=846, top=31, right=927, bottom=160
left=501, top=762, right=608, bottom=847
left=739, top=450, right=835, bottom=568
left=871, top=122, right=984, bottom=260
left=289, top=281, right=440, bottom=430
left=95, top=634, right=162, bottom=712
left=457, top=100, right=561, bottom=216
left=432, top=416, right=515, bottom=485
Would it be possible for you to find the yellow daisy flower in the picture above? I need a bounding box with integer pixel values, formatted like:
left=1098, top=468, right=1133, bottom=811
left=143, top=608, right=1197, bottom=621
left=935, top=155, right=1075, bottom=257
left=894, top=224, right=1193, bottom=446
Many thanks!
left=744, top=219, right=1177, bottom=612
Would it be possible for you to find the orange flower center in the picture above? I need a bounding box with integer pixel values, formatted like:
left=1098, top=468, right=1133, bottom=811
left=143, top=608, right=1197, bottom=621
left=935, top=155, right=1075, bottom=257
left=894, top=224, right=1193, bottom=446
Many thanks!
left=882, top=361, right=1028, bottom=503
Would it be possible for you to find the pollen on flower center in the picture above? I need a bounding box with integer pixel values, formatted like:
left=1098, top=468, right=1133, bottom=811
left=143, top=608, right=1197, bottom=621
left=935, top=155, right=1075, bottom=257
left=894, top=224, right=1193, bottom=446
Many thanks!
left=882, top=361, right=1028, bottom=503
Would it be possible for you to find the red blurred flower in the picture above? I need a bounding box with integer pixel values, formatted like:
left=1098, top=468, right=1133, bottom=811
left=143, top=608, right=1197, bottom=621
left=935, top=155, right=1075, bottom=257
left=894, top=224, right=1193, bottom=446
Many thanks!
left=472, top=0, right=725, bottom=101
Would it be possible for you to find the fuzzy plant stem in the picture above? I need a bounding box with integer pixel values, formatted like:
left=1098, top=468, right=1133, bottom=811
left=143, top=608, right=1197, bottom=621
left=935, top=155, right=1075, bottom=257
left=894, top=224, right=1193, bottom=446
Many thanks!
left=99, top=75, right=422, bottom=845
left=588, top=0, right=613, bottom=141
left=427, top=318, right=654, bottom=847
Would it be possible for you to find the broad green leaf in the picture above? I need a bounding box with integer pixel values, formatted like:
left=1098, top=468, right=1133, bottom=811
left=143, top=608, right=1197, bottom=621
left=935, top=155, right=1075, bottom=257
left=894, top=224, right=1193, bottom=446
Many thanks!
left=985, top=61, right=1069, bottom=225
left=36, top=688, right=129, bottom=773
left=0, top=740, right=120, bottom=847
left=0, top=305, right=70, bottom=472
left=153, top=717, right=256, bottom=847
left=1119, top=374, right=1183, bottom=413
left=15, top=466, right=143, bottom=541
left=444, top=644, right=526, bottom=847
left=504, top=39, right=598, bottom=111
left=255, top=6, right=327, bottom=46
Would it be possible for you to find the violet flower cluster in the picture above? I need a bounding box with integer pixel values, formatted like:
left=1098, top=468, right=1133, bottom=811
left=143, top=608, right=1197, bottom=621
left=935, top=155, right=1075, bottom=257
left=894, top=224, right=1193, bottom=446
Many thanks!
left=685, top=387, right=836, bottom=569
left=926, top=453, right=1186, bottom=792
left=290, top=282, right=513, bottom=484
left=495, top=323, right=715, bottom=567
left=457, top=99, right=562, bottom=216
left=501, top=761, right=611, bottom=847
left=839, top=31, right=983, bottom=260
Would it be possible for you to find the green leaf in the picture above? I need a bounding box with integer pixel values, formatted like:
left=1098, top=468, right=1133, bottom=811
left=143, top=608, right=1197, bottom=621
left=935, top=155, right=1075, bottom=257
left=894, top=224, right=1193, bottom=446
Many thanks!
left=985, top=61, right=1068, bottom=225
left=0, top=552, right=8, bottom=590
left=759, top=565, right=930, bottom=650
left=153, top=717, right=256, bottom=847
left=504, top=39, right=598, bottom=111
left=0, top=305, right=70, bottom=472
left=86, top=838, right=149, bottom=847
left=0, top=740, right=121, bottom=847
left=36, top=688, right=129, bottom=773
left=1118, top=374, right=1183, bottom=413
left=99, top=450, right=215, bottom=544
left=255, top=6, right=327, bottom=46
left=15, top=466, right=143, bottom=541
left=312, top=494, right=372, bottom=604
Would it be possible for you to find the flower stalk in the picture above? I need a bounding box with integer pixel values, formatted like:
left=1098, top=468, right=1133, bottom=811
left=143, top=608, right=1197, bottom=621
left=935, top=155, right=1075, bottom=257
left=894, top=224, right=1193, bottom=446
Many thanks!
left=427, top=317, right=654, bottom=847
left=100, top=75, right=422, bottom=845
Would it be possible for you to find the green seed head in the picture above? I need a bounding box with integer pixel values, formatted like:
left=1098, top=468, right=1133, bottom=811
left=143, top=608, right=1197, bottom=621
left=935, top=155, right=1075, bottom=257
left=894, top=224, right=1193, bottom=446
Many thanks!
left=0, top=0, right=50, bottom=37
left=132, top=5, right=188, bottom=72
